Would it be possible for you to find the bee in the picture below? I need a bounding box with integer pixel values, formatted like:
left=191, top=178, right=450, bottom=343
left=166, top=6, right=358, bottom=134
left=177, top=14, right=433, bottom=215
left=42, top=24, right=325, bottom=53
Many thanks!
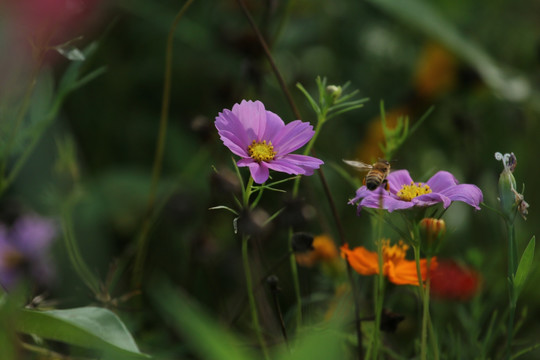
left=343, top=159, right=391, bottom=191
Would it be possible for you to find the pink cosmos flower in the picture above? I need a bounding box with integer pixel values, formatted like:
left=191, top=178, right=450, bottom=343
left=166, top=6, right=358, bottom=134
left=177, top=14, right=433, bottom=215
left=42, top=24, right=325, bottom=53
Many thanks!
left=350, top=169, right=483, bottom=213
left=215, top=100, right=324, bottom=184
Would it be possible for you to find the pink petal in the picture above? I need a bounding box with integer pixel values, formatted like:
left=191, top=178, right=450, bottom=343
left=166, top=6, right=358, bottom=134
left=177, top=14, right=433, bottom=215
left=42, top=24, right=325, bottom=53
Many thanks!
left=426, top=171, right=458, bottom=192
left=232, top=100, right=266, bottom=141
left=218, top=130, right=249, bottom=157
left=262, top=110, right=285, bottom=141
left=265, top=158, right=305, bottom=175
left=279, top=154, right=324, bottom=175
left=237, top=159, right=270, bottom=184
left=359, top=192, right=414, bottom=212
left=387, top=170, right=414, bottom=194
left=215, top=109, right=249, bottom=156
left=413, top=192, right=452, bottom=208
left=439, top=184, right=483, bottom=210
left=272, top=120, right=314, bottom=155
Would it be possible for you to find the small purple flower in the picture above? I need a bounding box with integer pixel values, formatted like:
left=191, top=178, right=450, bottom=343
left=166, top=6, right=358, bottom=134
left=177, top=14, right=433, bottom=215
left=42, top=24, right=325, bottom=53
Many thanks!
left=215, top=100, right=324, bottom=184
left=0, top=214, right=57, bottom=290
left=350, top=169, right=483, bottom=213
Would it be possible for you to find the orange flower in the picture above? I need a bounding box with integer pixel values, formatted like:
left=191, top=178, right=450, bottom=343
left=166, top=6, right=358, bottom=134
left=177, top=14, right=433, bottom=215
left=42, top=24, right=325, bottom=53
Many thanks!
left=341, top=240, right=437, bottom=286
left=296, top=234, right=339, bottom=267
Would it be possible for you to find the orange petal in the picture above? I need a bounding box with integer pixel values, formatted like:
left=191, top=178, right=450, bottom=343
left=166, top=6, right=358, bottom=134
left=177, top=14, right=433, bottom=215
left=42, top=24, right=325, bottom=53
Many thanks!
left=388, top=258, right=438, bottom=286
left=341, top=244, right=379, bottom=276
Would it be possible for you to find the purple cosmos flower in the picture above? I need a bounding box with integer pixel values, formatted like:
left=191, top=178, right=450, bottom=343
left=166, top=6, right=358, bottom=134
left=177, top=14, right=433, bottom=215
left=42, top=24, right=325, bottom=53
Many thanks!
left=215, top=100, right=324, bottom=184
left=0, top=214, right=57, bottom=290
left=350, top=169, right=483, bottom=213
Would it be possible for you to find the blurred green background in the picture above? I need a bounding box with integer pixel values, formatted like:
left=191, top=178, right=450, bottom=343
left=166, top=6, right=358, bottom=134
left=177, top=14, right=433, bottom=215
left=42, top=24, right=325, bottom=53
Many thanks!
left=3, top=0, right=540, bottom=358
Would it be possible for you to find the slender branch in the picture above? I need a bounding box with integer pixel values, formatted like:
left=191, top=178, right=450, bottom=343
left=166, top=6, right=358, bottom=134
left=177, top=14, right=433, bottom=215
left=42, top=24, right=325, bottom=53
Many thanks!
left=132, top=0, right=195, bottom=288
left=236, top=0, right=301, bottom=120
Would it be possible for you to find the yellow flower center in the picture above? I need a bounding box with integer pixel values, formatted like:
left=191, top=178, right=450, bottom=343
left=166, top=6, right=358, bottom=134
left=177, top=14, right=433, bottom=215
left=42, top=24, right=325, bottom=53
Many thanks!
left=397, top=181, right=432, bottom=201
left=382, top=239, right=409, bottom=263
left=248, top=140, right=276, bottom=162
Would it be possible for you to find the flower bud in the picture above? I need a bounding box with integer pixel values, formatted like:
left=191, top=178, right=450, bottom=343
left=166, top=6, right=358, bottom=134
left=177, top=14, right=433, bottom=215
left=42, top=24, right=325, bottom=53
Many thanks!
left=419, top=218, right=446, bottom=254
left=326, top=85, right=342, bottom=99
left=494, top=152, right=528, bottom=221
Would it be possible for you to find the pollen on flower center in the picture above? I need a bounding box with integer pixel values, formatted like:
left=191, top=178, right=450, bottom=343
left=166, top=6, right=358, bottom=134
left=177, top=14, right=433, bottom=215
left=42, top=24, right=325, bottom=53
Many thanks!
left=397, top=181, right=432, bottom=201
left=382, top=239, right=408, bottom=263
left=248, top=140, right=276, bottom=162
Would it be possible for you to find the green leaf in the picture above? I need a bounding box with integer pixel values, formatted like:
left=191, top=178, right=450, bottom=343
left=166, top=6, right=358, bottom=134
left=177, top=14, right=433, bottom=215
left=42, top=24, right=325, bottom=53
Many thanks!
left=297, top=82, right=321, bottom=114
left=514, top=236, right=535, bottom=297
left=15, top=307, right=150, bottom=359
left=208, top=205, right=239, bottom=215
left=278, top=326, right=346, bottom=360
left=149, top=278, right=254, bottom=360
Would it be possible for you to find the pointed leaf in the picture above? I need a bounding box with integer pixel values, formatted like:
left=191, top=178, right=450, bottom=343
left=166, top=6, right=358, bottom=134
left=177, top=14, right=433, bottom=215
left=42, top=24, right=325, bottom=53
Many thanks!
left=15, top=307, right=150, bottom=359
left=297, top=82, right=321, bottom=114
left=514, top=236, right=535, bottom=297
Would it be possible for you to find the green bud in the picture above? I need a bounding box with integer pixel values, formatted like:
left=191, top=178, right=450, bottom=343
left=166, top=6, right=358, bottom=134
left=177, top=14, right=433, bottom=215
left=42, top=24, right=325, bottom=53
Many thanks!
left=326, top=85, right=342, bottom=99
left=495, top=152, right=518, bottom=220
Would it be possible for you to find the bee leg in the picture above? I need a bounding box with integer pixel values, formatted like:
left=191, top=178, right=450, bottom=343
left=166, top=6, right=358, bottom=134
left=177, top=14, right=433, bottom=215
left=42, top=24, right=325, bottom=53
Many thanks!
left=383, top=179, right=389, bottom=191
left=363, top=178, right=366, bottom=186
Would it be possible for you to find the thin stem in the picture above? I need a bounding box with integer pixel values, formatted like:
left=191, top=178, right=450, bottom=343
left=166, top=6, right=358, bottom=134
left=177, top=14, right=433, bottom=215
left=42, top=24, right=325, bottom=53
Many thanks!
left=132, top=0, right=195, bottom=288
left=61, top=202, right=100, bottom=295
left=421, top=256, right=432, bottom=360
left=243, top=177, right=255, bottom=208
left=372, top=210, right=385, bottom=360
left=242, top=235, right=270, bottom=360
left=506, top=222, right=517, bottom=359
left=428, top=303, right=439, bottom=360
left=412, top=244, right=427, bottom=360
left=236, top=0, right=301, bottom=120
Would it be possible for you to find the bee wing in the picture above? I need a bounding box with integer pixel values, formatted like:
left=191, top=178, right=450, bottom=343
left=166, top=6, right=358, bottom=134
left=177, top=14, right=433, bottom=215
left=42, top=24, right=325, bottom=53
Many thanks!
left=342, top=159, right=373, bottom=170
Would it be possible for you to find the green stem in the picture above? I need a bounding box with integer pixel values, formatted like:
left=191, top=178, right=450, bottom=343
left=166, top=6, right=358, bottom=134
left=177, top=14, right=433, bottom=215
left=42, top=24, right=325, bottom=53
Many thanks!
left=61, top=201, right=100, bottom=295
left=243, top=177, right=254, bottom=208
left=132, top=0, right=195, bottom=288
left=506, top=222, right=517, bottom=359
left=421, top=256, right=432, bottom=360
left=372, top=210, right=385, bottom=360
left=412, top=244, right=427, bottom=360
left=242, top=235, right=270, bottom=360
left=428, top=318, right=439, bottom=360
